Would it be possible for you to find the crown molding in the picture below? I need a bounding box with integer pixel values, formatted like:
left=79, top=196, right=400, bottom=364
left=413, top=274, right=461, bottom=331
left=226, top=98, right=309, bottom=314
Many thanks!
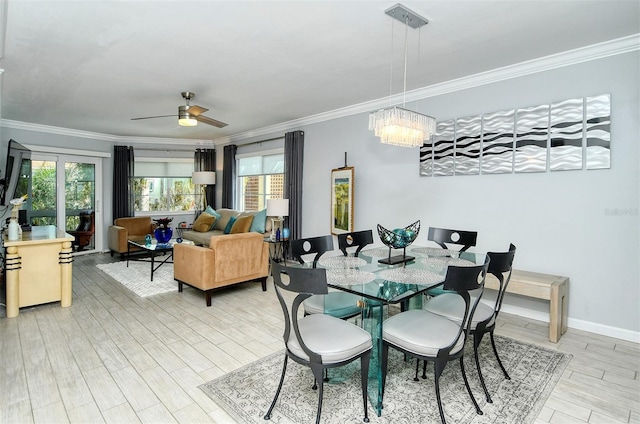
left=0, top=119, right=215, bottom=145
left=223, top=34, right=640, bottom=145
left=2, top=34, right=638, bottom=147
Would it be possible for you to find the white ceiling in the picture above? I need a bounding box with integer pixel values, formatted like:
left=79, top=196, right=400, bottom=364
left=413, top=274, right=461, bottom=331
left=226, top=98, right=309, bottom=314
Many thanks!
left=0, top=0, right=638, bottom=144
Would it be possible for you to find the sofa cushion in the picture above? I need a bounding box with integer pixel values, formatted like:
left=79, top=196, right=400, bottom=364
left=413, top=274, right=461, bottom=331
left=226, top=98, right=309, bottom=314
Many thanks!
left=215, top=208, right=238, bottom=231
left=250, top=209, right=267, bottom=233
left=181, top=229, right=224, bottom=246
left=204, top=206, right=222, bottom=229
left=224, top=216, right=237, bottom=234
left=231, top=214, right=254, bottom=234
left=193, top=212, right=216, bottom=232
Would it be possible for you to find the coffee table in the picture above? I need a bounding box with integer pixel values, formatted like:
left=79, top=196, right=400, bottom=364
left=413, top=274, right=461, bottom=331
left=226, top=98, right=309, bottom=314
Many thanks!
left=127, top=238, right=194, bottom=281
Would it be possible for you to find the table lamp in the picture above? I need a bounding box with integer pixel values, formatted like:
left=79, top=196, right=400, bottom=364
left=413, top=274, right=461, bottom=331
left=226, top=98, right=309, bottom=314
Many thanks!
left=266, top=198, right=289, bottom=241
left=192, top=171, right=216, bottom=210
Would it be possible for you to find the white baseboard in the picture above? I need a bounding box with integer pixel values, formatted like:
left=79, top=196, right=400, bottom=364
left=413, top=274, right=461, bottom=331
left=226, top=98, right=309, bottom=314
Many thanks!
left=498, top=303, right=640, bottom=344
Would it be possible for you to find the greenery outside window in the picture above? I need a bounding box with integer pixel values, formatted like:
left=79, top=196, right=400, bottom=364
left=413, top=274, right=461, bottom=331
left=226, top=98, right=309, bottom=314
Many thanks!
left=237, top=152, right=284, bottom=211
left=133, top=160, right=196, bottom=213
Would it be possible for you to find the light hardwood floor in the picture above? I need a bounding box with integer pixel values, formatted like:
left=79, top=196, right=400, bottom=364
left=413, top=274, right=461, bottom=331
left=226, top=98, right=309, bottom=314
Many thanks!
left=1, top=253, right=638, bottom=423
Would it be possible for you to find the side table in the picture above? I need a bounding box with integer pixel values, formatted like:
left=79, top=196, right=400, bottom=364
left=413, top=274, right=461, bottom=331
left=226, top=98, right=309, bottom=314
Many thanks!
left=263, top=237, right=289, bottom=263
left=175, top=225, right=193, bottom=241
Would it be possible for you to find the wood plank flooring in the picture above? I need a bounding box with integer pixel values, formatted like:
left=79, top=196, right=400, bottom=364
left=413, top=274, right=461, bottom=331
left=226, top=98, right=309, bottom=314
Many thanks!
left=1, top=253, right=638, bottom=423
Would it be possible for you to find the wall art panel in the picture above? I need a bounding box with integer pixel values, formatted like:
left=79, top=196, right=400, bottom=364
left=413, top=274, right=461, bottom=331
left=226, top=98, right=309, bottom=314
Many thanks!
left=419, top=141, right=433, bottom=176
left=515, top=104, right=549, bottom=173
left=482, top=110, right=514, bottom=174
left=549, top=98, right=584, bottom=171
left=432, top=120, right=455, bottom=176
left=454, top=116, right=481, bottom=175
left=585, top=94, right=611, bottom=170
left=419, top=93, right=610, bottom=178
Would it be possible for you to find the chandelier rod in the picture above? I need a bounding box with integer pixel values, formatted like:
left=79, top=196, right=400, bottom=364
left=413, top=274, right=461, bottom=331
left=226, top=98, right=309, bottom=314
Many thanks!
left=402, top=14, right=409, bottom=107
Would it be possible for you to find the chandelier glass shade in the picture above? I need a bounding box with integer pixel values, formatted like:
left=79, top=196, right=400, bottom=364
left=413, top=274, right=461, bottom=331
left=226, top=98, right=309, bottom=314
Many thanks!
left=369, top=106, right=436, bottom=147
left=370, top=3, right=435, bottom=148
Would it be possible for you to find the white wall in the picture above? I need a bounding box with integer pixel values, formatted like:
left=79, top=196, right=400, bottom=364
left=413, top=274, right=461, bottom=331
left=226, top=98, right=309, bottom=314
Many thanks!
left=299, top=52, right=639, bottom=340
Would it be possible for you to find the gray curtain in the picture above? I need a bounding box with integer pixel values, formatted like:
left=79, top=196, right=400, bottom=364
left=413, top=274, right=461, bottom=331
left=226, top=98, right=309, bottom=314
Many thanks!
left=112, top=145, right=135, bottom=220
left=194, top=148, right=216, bottom=209
left=222, top=144, right=237, bottom=208
left=284, top=130, right=304, bottom=241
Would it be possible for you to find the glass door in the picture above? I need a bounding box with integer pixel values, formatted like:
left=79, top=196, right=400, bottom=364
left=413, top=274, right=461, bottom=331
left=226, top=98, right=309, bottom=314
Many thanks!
left=30, top=153, right=102, bottom=253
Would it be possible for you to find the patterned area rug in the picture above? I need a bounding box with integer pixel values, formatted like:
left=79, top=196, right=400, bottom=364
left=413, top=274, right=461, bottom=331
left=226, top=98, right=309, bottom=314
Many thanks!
left=96, top=260, right=176, bottom=297
left=200, top=335, right=570, bottom=424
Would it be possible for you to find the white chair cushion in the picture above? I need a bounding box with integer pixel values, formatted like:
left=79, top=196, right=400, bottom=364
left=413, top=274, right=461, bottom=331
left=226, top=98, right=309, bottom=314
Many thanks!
left=382, top=309, right=465, bottom=357
left=303, top=292, right=362, bottom=318
left=423, top=293, right=495, bottom=330
left=287, top=314, right=372, bottom=364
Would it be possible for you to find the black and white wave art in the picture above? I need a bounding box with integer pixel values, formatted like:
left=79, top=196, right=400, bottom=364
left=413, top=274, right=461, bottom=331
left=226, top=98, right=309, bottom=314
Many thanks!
left=419, top=93, right=611, bottom=177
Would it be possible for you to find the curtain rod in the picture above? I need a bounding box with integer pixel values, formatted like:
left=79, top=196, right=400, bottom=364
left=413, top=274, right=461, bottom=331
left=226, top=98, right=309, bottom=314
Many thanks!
left=237, top=136, right=284, bottom=147
left=133, top=147, right=202, bottom=152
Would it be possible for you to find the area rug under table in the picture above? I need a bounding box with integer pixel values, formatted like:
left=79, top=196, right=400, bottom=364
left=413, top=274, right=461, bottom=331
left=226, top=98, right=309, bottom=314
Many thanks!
left=96, top=260, right=176, bottom=298
left=200, top=335, right=570, bottom=424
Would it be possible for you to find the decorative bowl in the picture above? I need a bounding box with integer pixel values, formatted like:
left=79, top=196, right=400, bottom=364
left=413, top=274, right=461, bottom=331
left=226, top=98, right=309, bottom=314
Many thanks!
left=377, top=220, right=420, bottom=249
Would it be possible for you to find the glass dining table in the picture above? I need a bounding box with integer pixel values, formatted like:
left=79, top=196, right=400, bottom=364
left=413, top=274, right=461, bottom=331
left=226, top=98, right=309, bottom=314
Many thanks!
left=304, top=246, right=487, bottom=417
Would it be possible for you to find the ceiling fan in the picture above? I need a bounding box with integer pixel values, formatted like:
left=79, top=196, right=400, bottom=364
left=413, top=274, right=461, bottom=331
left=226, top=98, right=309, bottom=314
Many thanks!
left=131, top=91, right=228, bottom=128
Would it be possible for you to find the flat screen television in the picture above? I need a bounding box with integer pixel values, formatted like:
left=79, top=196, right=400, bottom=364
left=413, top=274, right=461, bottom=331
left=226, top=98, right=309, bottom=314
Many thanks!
left=1, top=139, right=32, bottom=207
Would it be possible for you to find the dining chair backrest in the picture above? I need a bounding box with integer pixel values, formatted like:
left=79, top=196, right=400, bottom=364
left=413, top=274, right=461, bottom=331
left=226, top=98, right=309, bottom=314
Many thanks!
left=441, top=255, right=490, bottom=342
left=487, top=243, right=516, bottom=318
left=290, top=235, right=334, bottom=268
left=271, top=260, right=328, bottom=363
left=337, top=230, right=373, bottom=257
left=428, top=227, right=478, bottom=252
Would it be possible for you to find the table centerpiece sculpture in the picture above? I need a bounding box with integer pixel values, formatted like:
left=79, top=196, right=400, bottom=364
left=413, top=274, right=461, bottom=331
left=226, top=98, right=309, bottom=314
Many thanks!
left=376, top=220, right=420, bottom=265
left=153, top=217, right=173, bottom=244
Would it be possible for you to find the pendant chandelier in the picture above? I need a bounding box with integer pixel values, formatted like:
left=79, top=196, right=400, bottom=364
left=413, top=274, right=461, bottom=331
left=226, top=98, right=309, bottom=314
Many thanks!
left=369, top=4, right=436, bottom=148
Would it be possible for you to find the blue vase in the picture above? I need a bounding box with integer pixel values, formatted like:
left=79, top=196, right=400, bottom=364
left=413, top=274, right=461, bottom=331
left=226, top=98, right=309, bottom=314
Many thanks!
left=154, top=227, right=173, bottom=244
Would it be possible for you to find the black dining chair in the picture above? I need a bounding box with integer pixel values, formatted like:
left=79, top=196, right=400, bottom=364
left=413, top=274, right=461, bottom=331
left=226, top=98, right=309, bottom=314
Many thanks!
left=264, top=261, right=372, bottom=424
left=290, top=235, right=362, bottom=320
left=424, top=244, right=516, bottom=403
left=381, top=256, right=490, bottom=424
left=428, top=227, right=478, bottom=252
left=337, top=229, right=374, bottom=257
left=425, top=227, right=479, bottom=297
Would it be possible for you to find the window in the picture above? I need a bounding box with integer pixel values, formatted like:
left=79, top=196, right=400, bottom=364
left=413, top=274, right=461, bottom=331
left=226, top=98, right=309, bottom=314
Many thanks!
left=133, top=160, right=196, bottom=213
left=237, top=152, right=284, bottom=211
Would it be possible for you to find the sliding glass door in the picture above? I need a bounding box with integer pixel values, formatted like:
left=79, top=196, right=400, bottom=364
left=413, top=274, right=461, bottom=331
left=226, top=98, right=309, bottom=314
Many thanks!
left=30, top=153, right=102, bottom=253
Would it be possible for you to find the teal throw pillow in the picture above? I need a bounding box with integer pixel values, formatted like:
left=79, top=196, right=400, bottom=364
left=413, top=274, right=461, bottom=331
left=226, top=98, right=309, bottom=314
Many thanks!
left=250, top=209, right=267, bottom=233
left=224, top=216, right=237, bottom=234
left=204, top=206, right=222, bottom=230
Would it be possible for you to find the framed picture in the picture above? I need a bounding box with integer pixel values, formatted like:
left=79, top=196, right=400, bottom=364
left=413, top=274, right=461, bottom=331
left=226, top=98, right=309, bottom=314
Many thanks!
left=330, top=166, right=354, bottom=235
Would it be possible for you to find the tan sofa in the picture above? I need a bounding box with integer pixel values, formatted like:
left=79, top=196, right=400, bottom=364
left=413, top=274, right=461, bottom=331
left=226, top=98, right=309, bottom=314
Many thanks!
left=173, top=232, right=269, bottom=306
left=108, top=216, right=157, bottom=257
left=181, top=208, right=272, bottom=245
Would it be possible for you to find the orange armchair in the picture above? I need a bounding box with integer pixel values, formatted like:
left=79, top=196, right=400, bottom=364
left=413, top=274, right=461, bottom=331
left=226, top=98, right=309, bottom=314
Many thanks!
left=108, top=216, right=157, bottom=257
left=173, top=232, right=269, bottom=306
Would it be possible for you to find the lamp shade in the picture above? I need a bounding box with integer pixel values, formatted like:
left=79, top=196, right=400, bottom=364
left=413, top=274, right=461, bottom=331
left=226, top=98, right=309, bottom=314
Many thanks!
left=192, top=171, right=216, bottom=185
left=266, top=198, right=289, bottom=217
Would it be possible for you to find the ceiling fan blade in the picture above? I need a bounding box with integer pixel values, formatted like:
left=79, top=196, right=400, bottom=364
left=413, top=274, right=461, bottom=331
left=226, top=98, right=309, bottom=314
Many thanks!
left=186, top=105, right=208, bottom=116
left=131, top=114, right=176, bottom=121
left=196, top=115, right=228, bottom=128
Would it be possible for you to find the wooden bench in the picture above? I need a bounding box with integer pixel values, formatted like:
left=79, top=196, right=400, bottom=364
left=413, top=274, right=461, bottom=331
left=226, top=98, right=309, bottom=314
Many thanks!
left=484, top=269, right=569, bottom=343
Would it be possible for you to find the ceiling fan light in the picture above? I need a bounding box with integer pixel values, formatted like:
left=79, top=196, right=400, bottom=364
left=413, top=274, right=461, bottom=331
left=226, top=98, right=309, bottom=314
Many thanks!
left=178, top=117, right=197, bottom=126
left=178, top=108, right=197, bottom=126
